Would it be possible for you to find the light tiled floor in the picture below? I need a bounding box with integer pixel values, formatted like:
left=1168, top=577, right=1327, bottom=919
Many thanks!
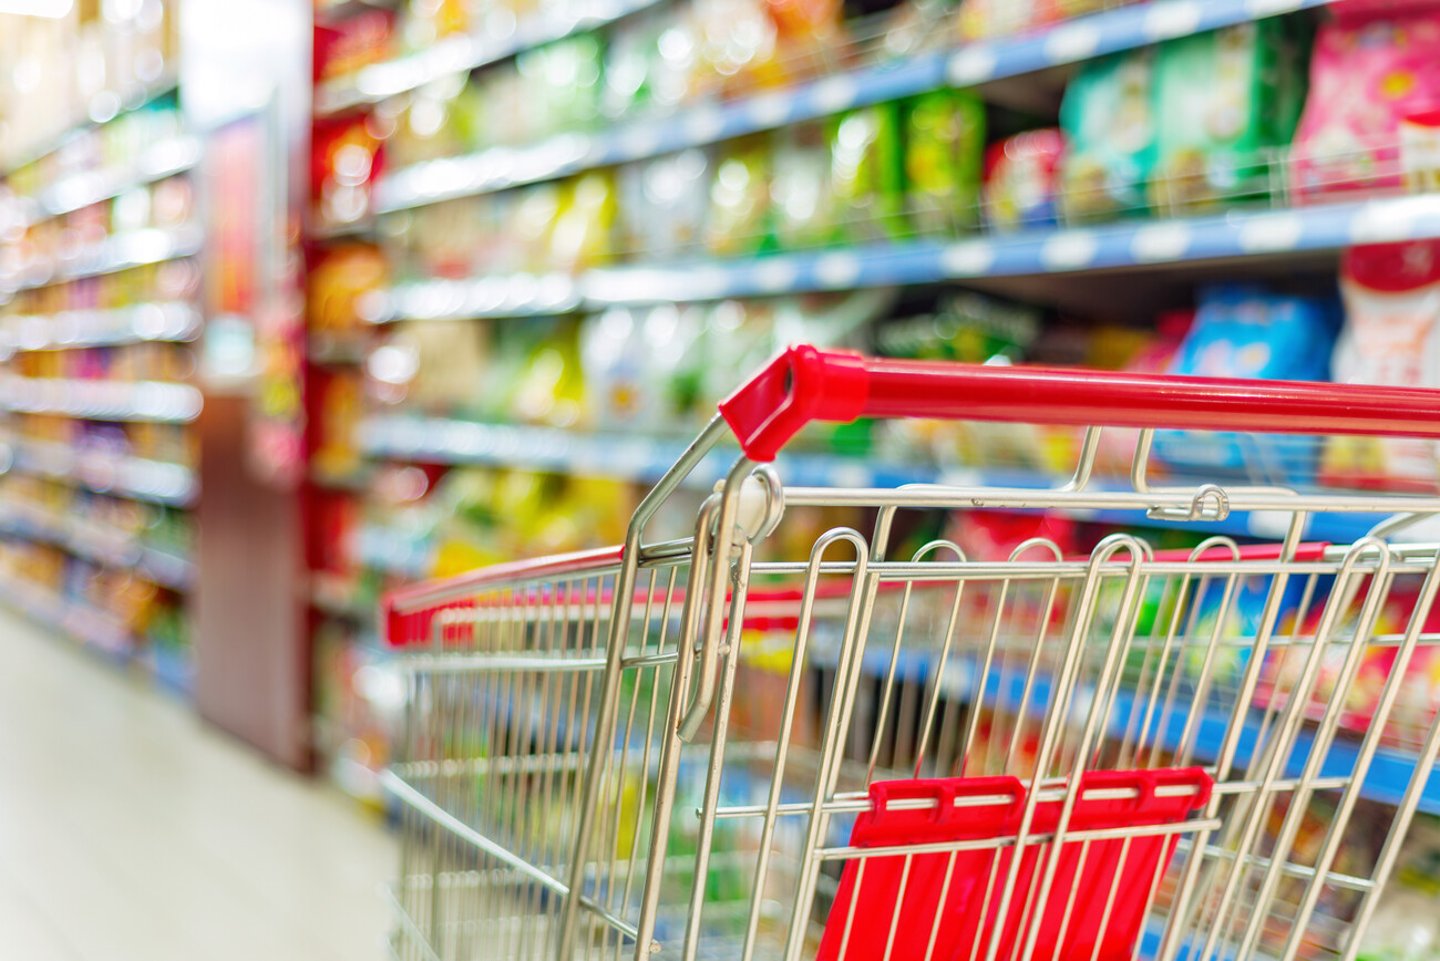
left=0, top=608, right=397, bottom=961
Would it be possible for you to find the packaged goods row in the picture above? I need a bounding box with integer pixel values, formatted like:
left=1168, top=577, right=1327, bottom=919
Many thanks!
left=0, top=4, right=178, bottom=168
left=6, top=413, right=196, bottom=472
left=0, top=260, right=200, bottom=316
left=319, top=236, right=1440, bottom=488
left=2, top=174, right=196, bottom=281
left=319, top=6, right=1440, bottom=282
left=0, top=540, right=187, bottom=656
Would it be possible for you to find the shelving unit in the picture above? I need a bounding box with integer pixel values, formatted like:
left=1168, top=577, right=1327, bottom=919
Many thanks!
left=359, top=194, right=1439, bottom=324
left=10, top=135, right=199, bottom=226
left=315, top=0, right=667, bottom=116
left=0, top=12, right=199, bottom=692
left=4, top=435, right=198, bottom=505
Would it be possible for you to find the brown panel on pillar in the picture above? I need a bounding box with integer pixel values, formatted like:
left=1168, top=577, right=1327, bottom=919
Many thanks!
left=193, top=394, right=311, bottom=771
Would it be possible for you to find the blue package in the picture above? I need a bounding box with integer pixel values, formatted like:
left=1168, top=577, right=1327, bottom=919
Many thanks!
left=1155, top=285, right=1340, bottom=483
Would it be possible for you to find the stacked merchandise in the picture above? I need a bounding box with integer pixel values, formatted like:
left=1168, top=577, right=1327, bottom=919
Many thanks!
left=0, top=0, right=178, bottom=169
left=0, top=5, right=198, bottom=689
left=308, top=6, right=398, bottom=801
left=309, top=4, right=1440, bottom=938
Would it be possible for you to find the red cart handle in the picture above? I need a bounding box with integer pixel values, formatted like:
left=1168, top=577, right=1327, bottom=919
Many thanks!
left=719, top=345, right=1440, bottom=462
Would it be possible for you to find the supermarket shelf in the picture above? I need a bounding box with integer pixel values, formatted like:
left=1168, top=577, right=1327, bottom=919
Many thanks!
left=366, top=195, right=1440, bottom=318
left=0, top=76, right=179, bottom=177
left=374, top=0, right=1334, bottom=214
left=0, top=504, right=194, bottom=592
left=13, top=136, right=200, bottom=226
left=1, top=302, right=201, bottom=353
left=0, top=571, right=134, bottom=659
left=316, top=0, right=664, bottom=116
left=360, top=273, right=580, bottom=322
left=5, top=437, right=198, bottom=507
left=829, top=646, right=1440, bottom=815
left=0, top=376, right=203, bottom=424
left=358, top=415, right=1395, bottom=545
left=1, top=225, right=204, bottom=293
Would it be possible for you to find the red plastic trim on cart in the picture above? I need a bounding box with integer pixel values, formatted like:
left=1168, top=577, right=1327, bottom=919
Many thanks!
left=720, top=344, right=1440, bottom=462
left=383, top=545, right=626, bottom=646
left=817, top=767, right=1213, bottom=961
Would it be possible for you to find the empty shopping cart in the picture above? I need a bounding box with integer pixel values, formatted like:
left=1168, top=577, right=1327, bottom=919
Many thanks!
left=383, top=345, right=1440, bottom=961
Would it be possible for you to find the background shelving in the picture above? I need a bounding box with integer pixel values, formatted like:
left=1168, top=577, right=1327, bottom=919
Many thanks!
left=0, top=3, right=197, bottom=692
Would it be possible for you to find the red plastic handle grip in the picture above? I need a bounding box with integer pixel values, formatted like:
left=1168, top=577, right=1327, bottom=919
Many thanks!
left=719, top=344, right=1440, bottom=462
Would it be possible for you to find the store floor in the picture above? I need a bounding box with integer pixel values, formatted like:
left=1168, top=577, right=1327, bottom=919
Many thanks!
left=0, top=609, right=397, bottom=961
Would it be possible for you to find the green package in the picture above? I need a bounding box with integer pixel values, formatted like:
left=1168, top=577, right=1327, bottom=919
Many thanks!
left=769, top=123, right=842, bottom=251
left=830, top=103, right=907, bottom=242
left=1149, top=19, right=1310, bottom=214
left=704, top=139, right=773, bottom=257
left=904, top=89, right=987, bottom=234
left=515, top=32, right=605, bottom=139
left=1059, top=47, right=1158, bottom=224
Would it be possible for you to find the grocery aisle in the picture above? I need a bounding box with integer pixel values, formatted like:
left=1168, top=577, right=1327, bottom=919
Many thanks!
left=0, top=610, right=395, bottom=961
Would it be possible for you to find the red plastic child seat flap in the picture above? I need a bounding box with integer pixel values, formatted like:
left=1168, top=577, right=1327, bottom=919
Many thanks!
left=817, top=768, right=1213, bottom=961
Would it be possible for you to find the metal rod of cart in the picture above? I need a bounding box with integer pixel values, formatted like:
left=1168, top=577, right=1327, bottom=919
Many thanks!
left=383, top=345, right=1440, bottom=961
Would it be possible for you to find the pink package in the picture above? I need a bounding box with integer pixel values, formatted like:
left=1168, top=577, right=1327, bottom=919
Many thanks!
left=1290, top=10, right=1440, bottom=202
left=1330, top=0, right=1440, bottom=19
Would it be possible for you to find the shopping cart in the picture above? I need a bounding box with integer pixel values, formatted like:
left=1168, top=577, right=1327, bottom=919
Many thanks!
left=382, top=345, right=1440, bottom=961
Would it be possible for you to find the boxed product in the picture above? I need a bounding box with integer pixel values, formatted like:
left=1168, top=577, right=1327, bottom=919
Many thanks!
left=580, top=303, right=708, bottom=431
left=705, top=139, right=773, bottom=256
left=602, top=5, right=689, bottom=120
left=314, top=7, right=393, bottom=81
left=548, top=172, right=617, bottom=271
left=1322, top=240, right=1440, bottom=487
left=984, top=128, right=1065, bottom=232
left=1353, top=814, right=1440, bottom=961
left=830, top=104, right=907, bottom=242
left=312, top=117, right=383, bottom=229
left=514, top=33, right=605, bottom=138
left=1058, top=48, right=1158, bottom=223
left=1155, top=285, right=1340, bottom=483
left=1095, top=310, right=1193, bottom=476
left=873, top=292, right=1050, bottom=469
left=618, top=149, right=712, bottom=257
left=1149, top=19, right=1309, bottom=214
left=904, top=89, right=987, bottom=234
left=688, top=0, right=842, bottom=99
left=1290, top=10, right=1440, bottom=202
left=769, top=124, right=840, bottom=251
left=309, top=245, right=388, bottom=332
left=957, top=0, right=1115, bottom=41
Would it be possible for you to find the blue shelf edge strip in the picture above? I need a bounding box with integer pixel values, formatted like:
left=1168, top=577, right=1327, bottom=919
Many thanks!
left=359, top=414, right=1400, bottom=545
left=371, top=195, right=1440, bottom=319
